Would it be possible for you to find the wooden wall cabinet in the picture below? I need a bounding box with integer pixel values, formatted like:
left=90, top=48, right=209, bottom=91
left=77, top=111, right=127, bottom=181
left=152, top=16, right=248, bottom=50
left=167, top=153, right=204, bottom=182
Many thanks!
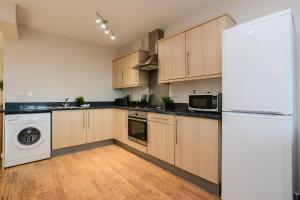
left=87, top=109, right=114, bottom=143
left=158, top=33, right=186, bottom=82
left=175, top=116, right=220, bottom=184
left=147, top=113, right=175, bottom=165
left=113, top=50, right=148, bottom=89
left=52, top=110, right=87, bottom=150
left=158, top=15, right=235, bottom=83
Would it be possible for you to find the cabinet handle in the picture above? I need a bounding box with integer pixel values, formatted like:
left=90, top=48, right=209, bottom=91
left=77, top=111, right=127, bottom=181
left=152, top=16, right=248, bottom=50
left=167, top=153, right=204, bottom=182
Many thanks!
left=152, top=117, right=167, bottom=121
left=83, top=112, right=85, bottom=129
left=136, top=71, right=138, bottom=82
left=158, top=60, right=161, bottom=80
left=186, top=52, right=190, bottom=75
left=88, top=111, right=91, bottom=128
left=125, top=115, right=127, bottom=129
left=175, top=119, right=178, bottom=144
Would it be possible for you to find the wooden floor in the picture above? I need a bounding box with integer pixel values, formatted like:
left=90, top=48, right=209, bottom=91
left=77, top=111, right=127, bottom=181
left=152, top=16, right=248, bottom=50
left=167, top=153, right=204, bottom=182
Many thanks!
left=0, top=145, right=220, bottom=200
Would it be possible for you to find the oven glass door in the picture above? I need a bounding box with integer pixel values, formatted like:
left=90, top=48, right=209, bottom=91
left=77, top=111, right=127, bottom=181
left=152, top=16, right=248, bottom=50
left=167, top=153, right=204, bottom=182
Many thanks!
left=128, top=118, right=147, bottom=146
left=189, top=95, right=214, bottom=110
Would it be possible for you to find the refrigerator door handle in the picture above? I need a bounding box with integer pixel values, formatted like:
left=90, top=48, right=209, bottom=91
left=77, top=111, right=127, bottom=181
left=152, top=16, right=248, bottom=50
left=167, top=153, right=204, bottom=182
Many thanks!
left=223, top=109, right=288, bottom=116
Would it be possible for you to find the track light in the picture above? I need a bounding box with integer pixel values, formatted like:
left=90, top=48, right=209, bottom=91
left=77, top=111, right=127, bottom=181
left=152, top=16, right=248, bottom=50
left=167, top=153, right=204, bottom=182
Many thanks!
left=96, top=11, right=116, bottom=41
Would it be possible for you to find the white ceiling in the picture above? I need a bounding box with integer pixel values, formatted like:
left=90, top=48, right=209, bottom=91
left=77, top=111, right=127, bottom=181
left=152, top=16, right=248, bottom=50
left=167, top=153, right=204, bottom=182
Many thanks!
left=8, top=0, right=217, bottom=49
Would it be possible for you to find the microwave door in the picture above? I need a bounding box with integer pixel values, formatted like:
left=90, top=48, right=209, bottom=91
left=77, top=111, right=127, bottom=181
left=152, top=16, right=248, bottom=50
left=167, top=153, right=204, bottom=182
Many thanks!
left=189, top=96, right=213, bottom=110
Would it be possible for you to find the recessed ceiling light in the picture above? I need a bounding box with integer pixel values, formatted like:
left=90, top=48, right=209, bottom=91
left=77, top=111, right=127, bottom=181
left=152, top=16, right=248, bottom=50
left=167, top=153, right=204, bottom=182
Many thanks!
left=105, top=30, right=110, bottom=34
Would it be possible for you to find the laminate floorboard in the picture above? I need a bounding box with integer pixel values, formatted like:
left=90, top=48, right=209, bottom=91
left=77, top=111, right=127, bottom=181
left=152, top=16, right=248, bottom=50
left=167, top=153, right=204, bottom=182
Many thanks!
left=0, top=145, right=220, bottom=200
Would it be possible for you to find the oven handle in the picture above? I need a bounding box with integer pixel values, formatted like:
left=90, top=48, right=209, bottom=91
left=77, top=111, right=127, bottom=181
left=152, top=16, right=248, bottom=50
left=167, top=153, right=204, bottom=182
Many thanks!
left=128, top=117, right=147, bottom=123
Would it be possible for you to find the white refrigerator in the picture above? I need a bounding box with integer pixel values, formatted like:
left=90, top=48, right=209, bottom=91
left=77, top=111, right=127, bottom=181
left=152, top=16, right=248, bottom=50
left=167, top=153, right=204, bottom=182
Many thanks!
left=222, top=9, right=296, bottom=200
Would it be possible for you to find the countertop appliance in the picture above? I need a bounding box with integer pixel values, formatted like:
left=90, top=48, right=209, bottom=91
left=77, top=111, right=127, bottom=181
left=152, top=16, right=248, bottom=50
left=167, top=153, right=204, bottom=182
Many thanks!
left=128, top=111, right=148, bottom=146
left=188, top=93, right=221, bottom=112
left=222, top=9, right=295, bottom=200
left=5, top=113, right=51, bottom=167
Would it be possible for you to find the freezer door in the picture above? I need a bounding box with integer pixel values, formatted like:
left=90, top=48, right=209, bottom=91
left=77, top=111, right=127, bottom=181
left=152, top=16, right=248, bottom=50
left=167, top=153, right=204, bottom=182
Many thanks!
left=222, top=112, right=293, bottom=200
left=222, top=13, right=295, bottom=115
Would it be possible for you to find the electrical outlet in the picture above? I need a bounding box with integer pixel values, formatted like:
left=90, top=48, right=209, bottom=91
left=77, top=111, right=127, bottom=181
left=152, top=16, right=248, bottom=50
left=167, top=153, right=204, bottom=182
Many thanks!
left=26, top=92, right=33, bottom=97
left=294, top=193, right=300, bottom=200
left=19, top=92, right=25, bottom=97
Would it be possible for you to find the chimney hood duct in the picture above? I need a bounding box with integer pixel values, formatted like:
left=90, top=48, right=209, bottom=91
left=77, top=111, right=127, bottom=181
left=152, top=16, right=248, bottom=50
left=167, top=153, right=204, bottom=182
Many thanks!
left=133, top=29, right=164, bottom=71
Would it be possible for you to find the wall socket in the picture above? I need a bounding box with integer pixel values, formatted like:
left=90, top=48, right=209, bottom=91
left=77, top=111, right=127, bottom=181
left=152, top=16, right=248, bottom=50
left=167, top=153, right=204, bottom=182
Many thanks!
left=294, top=192, right=300, bottom=200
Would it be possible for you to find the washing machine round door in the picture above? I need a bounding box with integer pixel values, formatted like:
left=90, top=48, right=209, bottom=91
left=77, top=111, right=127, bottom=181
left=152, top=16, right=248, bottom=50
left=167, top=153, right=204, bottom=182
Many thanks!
left=12, top=124, right=45, bottom=150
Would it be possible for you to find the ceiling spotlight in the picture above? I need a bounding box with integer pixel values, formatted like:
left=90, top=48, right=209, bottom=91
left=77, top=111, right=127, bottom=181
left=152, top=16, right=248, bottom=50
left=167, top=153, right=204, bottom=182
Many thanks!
left=96, top=16, right=101, bottom=24
left=105, top=29, right=110, bottom=34
left=110, top=34, right=116, bottom=40
left=101, top=20, right=108, bottom=29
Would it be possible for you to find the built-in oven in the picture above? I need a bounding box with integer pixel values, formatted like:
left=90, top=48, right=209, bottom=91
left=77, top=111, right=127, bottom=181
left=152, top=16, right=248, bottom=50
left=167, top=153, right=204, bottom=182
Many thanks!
left=128, top=111, right=148, bottom=146
left=189, top=93, right=222, bottom=112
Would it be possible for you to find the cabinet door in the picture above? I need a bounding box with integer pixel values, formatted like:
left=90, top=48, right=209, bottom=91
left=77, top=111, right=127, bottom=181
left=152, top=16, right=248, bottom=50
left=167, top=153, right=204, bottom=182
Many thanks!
left=175, top=116, right=220, bottom=184
left=158, top=33, right=186, bottom=82
left=112, top=60, right=118, bottom=88
left=128, top=52, right=139, bottom=85
left=113, top=109, right=128, bottom=143
left=186, top=16, right=227, bottom=77
left=113, top=59, right=123, bottom=87
left=87, top=109, right=113, bottom=143
left=52, top=110, right=87, bottom=150
left=148, top=121, right=175, bottom=165
left=118, top=109, right=128, bottom=143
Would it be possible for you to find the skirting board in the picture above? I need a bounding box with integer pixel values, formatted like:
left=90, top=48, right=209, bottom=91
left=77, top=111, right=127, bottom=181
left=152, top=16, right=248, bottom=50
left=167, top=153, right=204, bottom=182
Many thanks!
left=115, top=140, right=220, bottom=196
left=51, top=139, right=114, bottom=157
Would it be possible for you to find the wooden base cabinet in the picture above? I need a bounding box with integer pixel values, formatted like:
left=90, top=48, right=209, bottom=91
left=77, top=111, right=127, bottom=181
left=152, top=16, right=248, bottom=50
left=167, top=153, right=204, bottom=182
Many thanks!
left=175, top=116, right=220, bottom=184
left=113, top=109, right=128, bottom=143
left=52, top=110, right=87, bottom=150
left=87, top=109, right=114, bottom=143
left=147, top=114, right=175, bottom=165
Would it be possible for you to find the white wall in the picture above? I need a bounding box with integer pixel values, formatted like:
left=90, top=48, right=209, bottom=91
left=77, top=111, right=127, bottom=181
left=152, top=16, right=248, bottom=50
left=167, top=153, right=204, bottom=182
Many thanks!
left=3, top=28, right=122, bottom=102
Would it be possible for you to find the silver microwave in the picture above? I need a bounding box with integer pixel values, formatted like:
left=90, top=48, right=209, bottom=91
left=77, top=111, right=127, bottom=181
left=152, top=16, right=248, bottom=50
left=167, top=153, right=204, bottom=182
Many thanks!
left=188, top=93, right=222, bottom=112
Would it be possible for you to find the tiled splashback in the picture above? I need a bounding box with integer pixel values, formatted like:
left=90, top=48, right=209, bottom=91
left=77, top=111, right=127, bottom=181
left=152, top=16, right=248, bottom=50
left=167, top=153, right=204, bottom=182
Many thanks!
left=122, top=78, right=221, bottom=104
left=122, top=86, right=149, bottom=101
left=169, top=78, right=222, bottom=103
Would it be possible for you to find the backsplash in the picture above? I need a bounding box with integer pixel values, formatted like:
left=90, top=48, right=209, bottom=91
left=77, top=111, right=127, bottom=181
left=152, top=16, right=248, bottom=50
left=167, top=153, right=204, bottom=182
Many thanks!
left=169, top=78, right=222, bottom=103
left=122, top=78, right=221, bottom=105
left=122, top=86, right=149, bottom=101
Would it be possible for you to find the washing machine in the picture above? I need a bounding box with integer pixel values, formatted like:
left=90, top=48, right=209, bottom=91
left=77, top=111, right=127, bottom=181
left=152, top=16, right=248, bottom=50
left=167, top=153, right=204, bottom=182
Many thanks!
left=5, top=113, right=51, bottom=167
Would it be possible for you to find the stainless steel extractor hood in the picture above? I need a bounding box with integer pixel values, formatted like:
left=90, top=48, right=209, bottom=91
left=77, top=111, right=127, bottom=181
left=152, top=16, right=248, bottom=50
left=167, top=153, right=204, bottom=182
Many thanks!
left=133, top=29, right=164, bottom=71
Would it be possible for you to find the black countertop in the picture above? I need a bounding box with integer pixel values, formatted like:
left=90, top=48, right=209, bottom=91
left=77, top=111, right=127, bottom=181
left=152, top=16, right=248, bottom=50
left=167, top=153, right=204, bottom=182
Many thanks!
left=3, top=102, right=222, bottom=120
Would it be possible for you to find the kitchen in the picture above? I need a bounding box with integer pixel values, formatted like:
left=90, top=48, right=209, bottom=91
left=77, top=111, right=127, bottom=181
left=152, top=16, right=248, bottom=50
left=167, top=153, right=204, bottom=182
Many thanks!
left=0, top=0, right=299, bottom=200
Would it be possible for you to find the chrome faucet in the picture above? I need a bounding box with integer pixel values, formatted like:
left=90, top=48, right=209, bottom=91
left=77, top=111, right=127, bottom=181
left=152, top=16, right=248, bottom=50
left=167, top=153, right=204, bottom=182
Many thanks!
left=62, top=97, right=70, bottom=107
